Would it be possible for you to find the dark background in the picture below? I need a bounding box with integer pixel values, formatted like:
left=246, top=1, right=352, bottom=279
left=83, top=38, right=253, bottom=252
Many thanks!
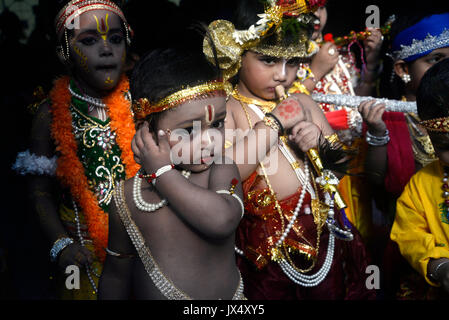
left=0, top=0, right=448, bottom=299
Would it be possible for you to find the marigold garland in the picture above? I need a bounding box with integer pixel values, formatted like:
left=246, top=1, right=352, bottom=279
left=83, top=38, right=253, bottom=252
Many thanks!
left=49, top=76, right=139, bottom=262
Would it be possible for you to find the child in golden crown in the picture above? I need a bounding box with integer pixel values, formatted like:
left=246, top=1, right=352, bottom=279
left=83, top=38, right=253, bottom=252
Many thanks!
left=199, top=0, right=375, bottom=299
left=13, top=0, right=139, bottom=299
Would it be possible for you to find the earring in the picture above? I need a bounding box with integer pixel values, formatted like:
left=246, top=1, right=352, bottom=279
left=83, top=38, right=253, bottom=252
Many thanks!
left=402, top=74, right=411, bottom=84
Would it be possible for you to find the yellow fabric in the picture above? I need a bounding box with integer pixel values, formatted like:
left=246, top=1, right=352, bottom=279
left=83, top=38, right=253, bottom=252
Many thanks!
left=57, top=203, right=101, bottom=300
left=391, top=160, right=449, bottom=286
left=338, top=138, right=373, bottom=241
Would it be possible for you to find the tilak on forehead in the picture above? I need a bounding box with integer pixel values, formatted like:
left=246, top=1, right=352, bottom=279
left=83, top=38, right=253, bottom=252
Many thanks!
left=94, top=13, right=110, bottom=40
left=55, top=0, right=131, bottom=41
left=205, top=105, right=215, bottom=125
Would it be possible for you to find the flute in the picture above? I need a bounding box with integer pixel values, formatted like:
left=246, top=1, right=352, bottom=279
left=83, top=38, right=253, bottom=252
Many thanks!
left=311, top=93, right=417, bottom=114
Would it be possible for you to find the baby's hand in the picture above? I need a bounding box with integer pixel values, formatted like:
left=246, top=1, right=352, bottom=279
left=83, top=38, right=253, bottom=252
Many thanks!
left=289, top=121, right=321, bottom=152
left=133, top=122, right=172, bottom=174
left=364, top=28, right=383, bottom=67
left=358, top=100, right=387, bottom=136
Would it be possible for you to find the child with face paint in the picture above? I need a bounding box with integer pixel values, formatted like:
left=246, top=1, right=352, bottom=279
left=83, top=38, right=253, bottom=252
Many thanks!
left=13, top=0, right=138, bottom=299
left=390, top=58, right=449, bottom=299
left=203, top=0, right=375, bottom=300
left=98, top=47, right=246, bottom=300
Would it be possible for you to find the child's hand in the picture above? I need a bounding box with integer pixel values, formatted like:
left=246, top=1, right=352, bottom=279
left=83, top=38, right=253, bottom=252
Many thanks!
left=133, top=122, right=172, bottom=174
left=289, top=121, right=321, bottom=152
left=58, top=242, right=93, bottom=270
left=358, top=100, right=387, bottom=136
left=310, top=42, right=339, bottom=80
left=271, top=97, right=307, bottom=130
left=364, top=28, right=383, bottom=68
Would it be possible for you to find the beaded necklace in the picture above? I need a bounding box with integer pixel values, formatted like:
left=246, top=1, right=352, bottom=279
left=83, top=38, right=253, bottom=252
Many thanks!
left=114, top=180, right=246, bottom=300
left=233, top=90, right=330, bottom=277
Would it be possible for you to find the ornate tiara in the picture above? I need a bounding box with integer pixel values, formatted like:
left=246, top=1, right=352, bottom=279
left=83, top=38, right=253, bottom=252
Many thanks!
left=392, top=28, right=449, bottom=61
left=132, top=80, right=229, bottom=120
left=55, top=0, right=129, bottom=37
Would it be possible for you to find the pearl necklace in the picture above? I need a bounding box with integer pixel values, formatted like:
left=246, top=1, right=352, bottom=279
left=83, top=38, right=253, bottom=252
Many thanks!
left=68, top=85, right=107, bottom=121
left=72, top=199, right=99, bottom=294
left=133, top=169, right=191, bottom=212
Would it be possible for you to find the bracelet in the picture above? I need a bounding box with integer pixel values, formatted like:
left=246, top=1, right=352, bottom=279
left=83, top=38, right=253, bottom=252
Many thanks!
left=264, top=113, right=285, bottom=135
left=429, top=260, right=449, bottom=282
left=366, top=129, right=390, bottom=146
left=139, top=164, right=174, bottom=184
left=216, top=190, right=245, bottom=218
left=324, top=133, right=341, bottom=145
left=50, top=237, right=74, bottom=262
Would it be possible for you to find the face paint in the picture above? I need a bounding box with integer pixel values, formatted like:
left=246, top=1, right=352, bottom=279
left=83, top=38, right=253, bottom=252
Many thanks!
left=73, top=44, right=89, bottom=73
left=94, top=14, right=110, bottom=42
left=105, top=76, right=114, bottom=85
left=281, top=59, right=287, bottom=77
left=205, top=104, right=215, bottom=125
left=70, top=11, right=126, bottom=93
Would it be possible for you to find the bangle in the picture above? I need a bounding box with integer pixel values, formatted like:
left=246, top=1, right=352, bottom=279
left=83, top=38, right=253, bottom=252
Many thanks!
left=265, top=113, right=285, bottom=134
left=429, top=260, right=449, bottom=282
left=50, top=237, right=74, bottom=262
left=324, top=133, right=341, bottom=145
left=366, top=129, right=390, bottom=146
left=139, top=164, right=174, bottom=184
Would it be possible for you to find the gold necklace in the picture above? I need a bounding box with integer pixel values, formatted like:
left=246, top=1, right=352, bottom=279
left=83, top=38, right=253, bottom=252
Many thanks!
left=232, top=87, right=277, bottom=114
left=236, top=95, right=321, bottom=273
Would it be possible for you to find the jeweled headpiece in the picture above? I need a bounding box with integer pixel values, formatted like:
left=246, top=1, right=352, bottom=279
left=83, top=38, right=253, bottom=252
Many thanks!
left=391, top=13, right=449, bottom=62
left=420, top=117, right=449, bottom=133
left=203, top=0, right=324, bottom=80
left=55, top=0, right=132, bottom=42
left=131, top=80, right=229, bottom=120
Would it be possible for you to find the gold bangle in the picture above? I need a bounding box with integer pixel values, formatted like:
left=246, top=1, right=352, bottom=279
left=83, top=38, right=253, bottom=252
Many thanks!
left=263, top=115, right=281, bottom=132
left=324, top=133, right=340, bottom=144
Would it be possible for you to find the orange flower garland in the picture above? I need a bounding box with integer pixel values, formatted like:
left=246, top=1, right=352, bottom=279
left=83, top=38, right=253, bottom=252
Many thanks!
left=50, top=76, right=139, bottom=262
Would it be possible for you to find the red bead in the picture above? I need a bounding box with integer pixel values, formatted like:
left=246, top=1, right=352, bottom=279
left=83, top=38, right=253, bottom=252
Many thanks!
left=443, top=184, right=449, bottom=190
left=231, top=178, right=239, bottom=186
left=445, top=200, right=449, bottom=206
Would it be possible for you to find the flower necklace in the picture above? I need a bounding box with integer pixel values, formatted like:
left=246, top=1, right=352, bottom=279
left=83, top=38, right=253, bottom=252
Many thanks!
left=49, top=76, right=139, bottom=262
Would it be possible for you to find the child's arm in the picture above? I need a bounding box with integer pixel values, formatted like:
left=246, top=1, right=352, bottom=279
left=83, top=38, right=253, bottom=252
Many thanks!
left=136, top=128, right=243, bottom=239
left=225, top=98, right=309, bottom=180
left=98, top=198, right=135, bottom=299
left=358, top=100, right=388, bottom=187
left=28, top=102, right=93, bottom=268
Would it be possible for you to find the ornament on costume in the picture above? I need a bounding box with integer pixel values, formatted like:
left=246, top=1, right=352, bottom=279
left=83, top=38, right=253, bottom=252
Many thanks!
left=420, top=117, right=449, bottom=133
